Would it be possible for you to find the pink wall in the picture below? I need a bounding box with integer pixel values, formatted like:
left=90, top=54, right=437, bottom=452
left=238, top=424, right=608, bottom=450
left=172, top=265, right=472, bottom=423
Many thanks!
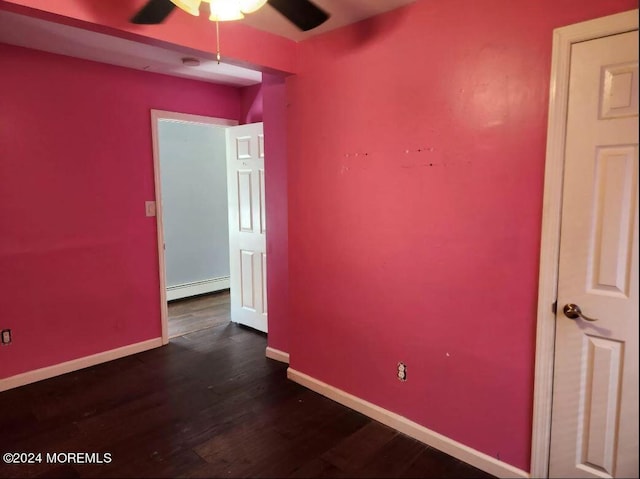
left=262, top=73, right=290, bottom=353
left=0, top=44, right=242, bottom=378
left=287, top=0, right=637, bottom=471
left=240, top=83, right=264, bottom=124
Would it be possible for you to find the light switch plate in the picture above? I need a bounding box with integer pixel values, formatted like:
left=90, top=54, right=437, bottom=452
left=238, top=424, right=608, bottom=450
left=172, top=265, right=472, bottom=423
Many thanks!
left=145, top=201, right=156, bottom=217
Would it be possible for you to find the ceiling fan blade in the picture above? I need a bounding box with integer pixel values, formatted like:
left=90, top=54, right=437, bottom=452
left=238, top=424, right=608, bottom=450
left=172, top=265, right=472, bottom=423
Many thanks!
left=130, top=0, right=176, bottom=24
left=267, top=0, right=329, bottom=31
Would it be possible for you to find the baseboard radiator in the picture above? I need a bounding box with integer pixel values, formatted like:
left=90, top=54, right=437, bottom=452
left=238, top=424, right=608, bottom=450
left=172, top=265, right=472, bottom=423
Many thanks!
left=166, top=276, right=230, bottom=301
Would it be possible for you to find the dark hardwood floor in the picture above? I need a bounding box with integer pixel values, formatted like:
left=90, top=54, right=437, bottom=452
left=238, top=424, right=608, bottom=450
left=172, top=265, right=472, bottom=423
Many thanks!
left=168, top=291, right=230, bottom=338
left=0, top=296, right=495, bottom=479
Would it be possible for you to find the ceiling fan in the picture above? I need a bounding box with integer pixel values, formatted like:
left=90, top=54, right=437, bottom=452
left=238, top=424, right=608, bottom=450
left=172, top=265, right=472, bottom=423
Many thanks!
left=131, top=0, right=330, bottom=32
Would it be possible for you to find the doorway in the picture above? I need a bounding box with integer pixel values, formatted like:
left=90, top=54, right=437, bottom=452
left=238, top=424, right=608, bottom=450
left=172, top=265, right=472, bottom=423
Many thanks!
left=150, top=110, right=237, bottom=342
left=151, top=110, right=268, bottom=342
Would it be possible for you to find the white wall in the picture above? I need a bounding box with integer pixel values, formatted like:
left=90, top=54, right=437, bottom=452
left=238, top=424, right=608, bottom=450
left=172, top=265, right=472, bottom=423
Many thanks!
left=158, top=120, right=230, bottom=299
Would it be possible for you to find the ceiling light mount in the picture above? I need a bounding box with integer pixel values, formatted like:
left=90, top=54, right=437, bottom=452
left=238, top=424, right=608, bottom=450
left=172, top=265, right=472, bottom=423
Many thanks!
left=181, top=57, right=201, bottom=67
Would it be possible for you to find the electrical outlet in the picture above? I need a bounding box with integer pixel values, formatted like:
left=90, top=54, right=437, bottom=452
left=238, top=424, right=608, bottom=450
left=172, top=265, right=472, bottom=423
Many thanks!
left=1, top=329, right=12, bottom=345
left=397, top=361, right=407, bottom=382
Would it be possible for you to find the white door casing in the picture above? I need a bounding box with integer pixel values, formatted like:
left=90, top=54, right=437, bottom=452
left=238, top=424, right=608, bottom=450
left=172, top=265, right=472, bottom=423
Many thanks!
left=226, top=123, right=268, bottom=333
left=548, top=29, right=638, bottom=479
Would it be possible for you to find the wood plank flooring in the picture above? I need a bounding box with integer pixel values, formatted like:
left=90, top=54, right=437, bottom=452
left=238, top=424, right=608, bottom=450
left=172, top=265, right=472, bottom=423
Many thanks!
left=168, top=291, right=230, bottom=338
left=0, top=295, right=496, bottom=479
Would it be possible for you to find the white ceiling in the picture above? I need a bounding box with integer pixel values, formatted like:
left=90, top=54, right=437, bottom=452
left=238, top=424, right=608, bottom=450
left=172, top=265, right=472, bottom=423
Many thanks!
left=0, top=1, right=416, bottom=87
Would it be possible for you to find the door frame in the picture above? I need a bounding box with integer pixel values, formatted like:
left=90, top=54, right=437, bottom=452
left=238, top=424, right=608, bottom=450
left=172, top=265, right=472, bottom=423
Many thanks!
left=150, top=109, right=238, bottom=345
left=530, top=9, right=638, bottom=478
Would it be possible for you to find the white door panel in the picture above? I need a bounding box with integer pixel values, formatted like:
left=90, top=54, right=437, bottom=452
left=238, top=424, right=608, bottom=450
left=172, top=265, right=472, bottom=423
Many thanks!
left=550, top=31, right=638, bottom=478
left=227, top=123, right=267, bottom=332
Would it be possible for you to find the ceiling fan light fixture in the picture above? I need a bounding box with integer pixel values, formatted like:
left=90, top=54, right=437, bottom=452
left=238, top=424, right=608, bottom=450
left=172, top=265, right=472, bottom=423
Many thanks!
left=207, top=0, right=245, bottom=22
left=169, top=0, right=201, bottom=16
left=238, top=0, right=268, bottom=14
left=132, top=0, right=330, bottom=31
left=168, top=0, right=269, bottom=22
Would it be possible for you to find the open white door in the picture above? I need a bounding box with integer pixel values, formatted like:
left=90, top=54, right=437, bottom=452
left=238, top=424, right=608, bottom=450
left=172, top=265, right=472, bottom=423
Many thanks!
left=226, top=123, right=267, bottom=333
left=549, top=30, right=638, bottom=478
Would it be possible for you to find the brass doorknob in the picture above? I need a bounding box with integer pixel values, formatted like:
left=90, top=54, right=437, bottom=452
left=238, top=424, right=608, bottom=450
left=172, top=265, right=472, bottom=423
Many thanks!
left=563, top=303, right=598, bottom=322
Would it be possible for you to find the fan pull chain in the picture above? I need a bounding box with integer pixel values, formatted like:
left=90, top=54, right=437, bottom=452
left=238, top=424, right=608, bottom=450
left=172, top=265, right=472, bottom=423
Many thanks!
left=216, top=20, right=221, bottom=64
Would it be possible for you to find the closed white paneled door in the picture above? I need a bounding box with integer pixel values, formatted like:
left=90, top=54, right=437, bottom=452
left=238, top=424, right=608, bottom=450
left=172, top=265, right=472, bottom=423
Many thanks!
left=550, top=31, right=638, bottom=478
left=226, top=123, right=267, bottom=333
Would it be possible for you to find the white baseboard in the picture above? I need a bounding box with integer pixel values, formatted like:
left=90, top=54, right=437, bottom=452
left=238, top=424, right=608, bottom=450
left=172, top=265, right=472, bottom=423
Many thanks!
left=287, top=368, right=530, bottom=479
left=265, top=346, right=290, bottom=363
left=166, top=276, right=229, bottom=301
left=0, top=337, right=163, bottom=392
